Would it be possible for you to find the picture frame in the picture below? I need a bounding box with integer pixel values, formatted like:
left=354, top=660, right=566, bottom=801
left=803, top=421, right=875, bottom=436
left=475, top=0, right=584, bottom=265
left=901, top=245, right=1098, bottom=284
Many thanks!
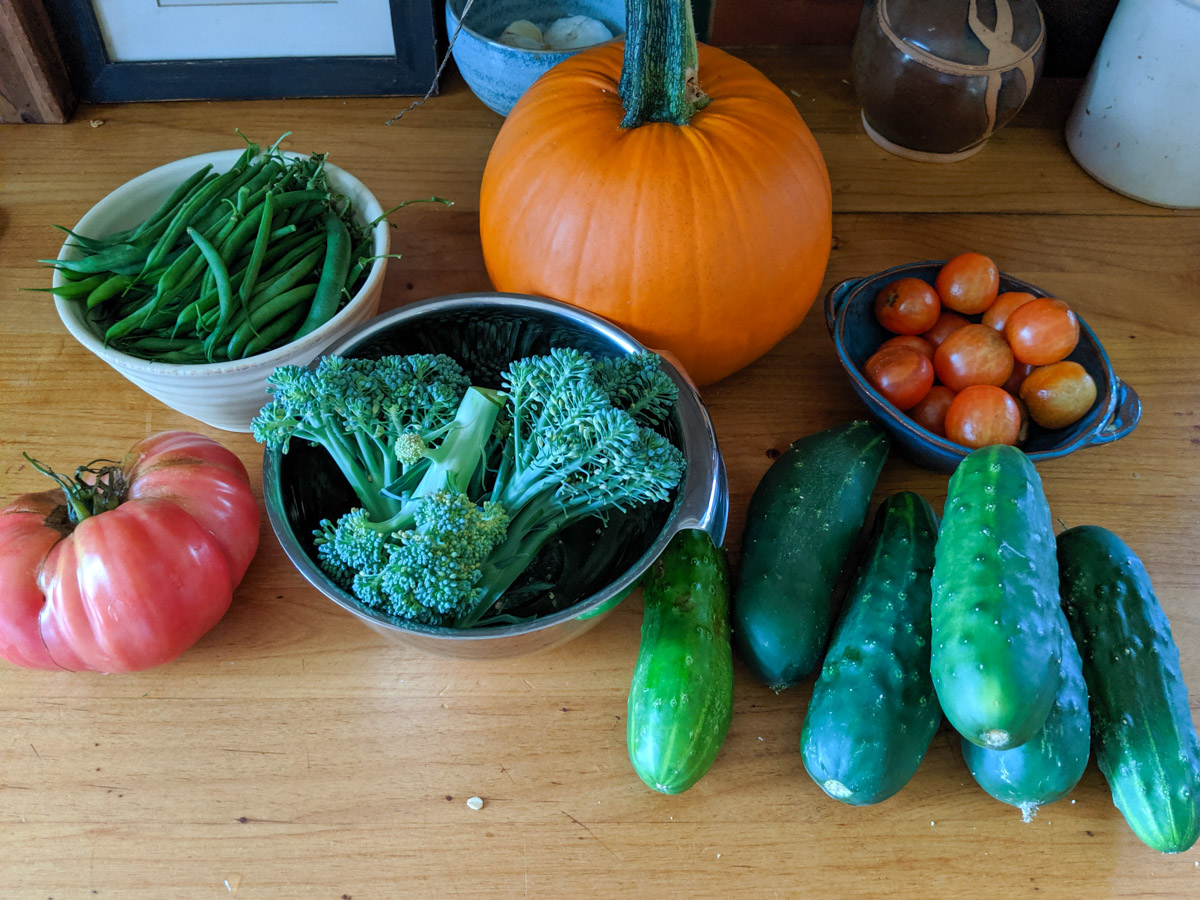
left=44, top=0, right=440, bottom=103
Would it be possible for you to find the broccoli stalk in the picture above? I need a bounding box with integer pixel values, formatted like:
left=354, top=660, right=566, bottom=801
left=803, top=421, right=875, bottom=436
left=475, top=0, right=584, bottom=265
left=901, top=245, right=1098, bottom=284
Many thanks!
left=273, top=348, right=685, bottom=630
left=252, top=354, right=471, bottom=522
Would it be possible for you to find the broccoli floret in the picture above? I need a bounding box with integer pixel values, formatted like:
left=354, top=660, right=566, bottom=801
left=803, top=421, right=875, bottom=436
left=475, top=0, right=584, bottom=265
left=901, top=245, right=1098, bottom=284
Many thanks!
left=316, top=491, right=509, bottom=627
left=252, top=353, right=470, bottom=522
left=459, top=348, right=685, bottom=627
left=293, top=348, right=685, bottom=631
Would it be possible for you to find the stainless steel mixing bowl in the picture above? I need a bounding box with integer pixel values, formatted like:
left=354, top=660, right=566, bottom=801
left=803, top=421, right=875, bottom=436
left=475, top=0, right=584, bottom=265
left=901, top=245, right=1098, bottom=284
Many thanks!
left=262, top=293, right=728, bottom=659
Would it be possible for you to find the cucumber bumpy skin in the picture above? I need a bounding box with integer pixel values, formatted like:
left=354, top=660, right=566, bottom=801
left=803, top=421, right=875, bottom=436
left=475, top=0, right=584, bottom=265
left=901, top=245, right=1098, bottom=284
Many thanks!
left=962, top=616, right=1091, bottom=822
left=1058, top=525, right=1200, bottom=854
left=733, top=421, right=889, bottom=691
left=627, top=529, right=734, bottom=795
left=800, top=491, right=942, bottom=806
left=931, top=444, right=1064, bottom=751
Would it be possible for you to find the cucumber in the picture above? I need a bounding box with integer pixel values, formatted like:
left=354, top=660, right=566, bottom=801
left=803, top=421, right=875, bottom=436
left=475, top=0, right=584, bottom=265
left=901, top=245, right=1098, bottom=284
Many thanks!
left=627, top=529, right=734, bottom=794
left=931, top=444, right=1064, bottom=751
left=733, top=421, right=889, bottom=691
left=800, top=491, right=942, bottom=805
left=1058, top=525, right=1200, bottom=854
left=962, top=617, right=1091, bottom=821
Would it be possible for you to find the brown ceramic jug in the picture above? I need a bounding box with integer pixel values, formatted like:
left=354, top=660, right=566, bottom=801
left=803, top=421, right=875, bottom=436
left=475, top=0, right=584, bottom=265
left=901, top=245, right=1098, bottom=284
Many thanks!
left=852, top=0, right=1046, bottom=161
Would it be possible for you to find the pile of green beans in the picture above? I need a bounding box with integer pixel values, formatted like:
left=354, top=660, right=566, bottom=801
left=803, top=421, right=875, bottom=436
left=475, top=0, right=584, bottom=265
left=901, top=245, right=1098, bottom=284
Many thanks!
left=43, top=139, right=377, bottom=364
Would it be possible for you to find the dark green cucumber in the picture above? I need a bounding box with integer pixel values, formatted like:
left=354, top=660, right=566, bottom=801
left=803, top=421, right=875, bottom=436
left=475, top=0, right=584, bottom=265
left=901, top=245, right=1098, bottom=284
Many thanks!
left=1058, top=525, right=1200, bottom=854
left=733, top=421, right=889, bottom=691
left=800, top=491, right=942, bottom=805
left=962, top=617, right=1091, bottom=821
left=931, top=444, right=1065, bottom=751
left=627, top=529, right=734, bottom=794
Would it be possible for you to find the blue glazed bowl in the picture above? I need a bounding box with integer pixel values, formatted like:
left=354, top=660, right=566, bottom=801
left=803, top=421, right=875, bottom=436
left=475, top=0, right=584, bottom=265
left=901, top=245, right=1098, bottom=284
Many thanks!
left=825, top=260, right=1141, bottom=472
left=446, top=0, right=625, bottom=116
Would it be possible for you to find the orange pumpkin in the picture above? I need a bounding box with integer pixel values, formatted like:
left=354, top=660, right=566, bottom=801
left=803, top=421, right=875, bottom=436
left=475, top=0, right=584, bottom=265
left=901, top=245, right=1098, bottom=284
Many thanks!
left=479, top=5, right=833, bottom=387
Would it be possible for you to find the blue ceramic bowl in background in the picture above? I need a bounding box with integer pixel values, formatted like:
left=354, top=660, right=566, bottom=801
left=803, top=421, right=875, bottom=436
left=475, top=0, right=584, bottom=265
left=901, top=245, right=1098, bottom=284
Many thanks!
left=825, top=260, right=1141, bottom=472
left=446, top=0, right=625, bottom=116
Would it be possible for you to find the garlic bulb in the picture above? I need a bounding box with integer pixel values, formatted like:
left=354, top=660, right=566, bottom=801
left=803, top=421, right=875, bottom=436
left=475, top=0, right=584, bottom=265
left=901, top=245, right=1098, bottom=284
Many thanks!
left=542, top=15, right=614, bottom=50
left=499, top=19, right=544, bottom=50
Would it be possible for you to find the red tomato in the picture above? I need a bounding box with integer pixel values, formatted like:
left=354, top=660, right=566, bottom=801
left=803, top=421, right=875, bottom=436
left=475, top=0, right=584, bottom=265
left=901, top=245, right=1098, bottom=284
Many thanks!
left=909, top=385, right=956, bottom=437
left=878, top=334, right=935, bottom=361
left=1019, top=361, right=1098, bottom=429
left=933, top=324, right=1015, bottom=392
left=981, top=291, right=1037, bottom=332
left=874, top=278, right=941, bottom=335
left=935, top=252, right=1000, bottom=314
left=945, top=386, right=1022, bottom=448
left=1005, top=297, right=1080, bottom=365
left=922, top=311, right=971, bottom=349
left=0, top=432, right=260, bottom=672
left=864, top=346, right=934, bottom=411
left=1002, top=361, right=1036, bottom=396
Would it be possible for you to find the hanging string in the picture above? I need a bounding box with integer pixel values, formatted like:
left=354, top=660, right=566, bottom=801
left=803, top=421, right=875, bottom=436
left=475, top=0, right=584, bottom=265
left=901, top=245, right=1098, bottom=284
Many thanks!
left=386, top=0, right=478, bottom=125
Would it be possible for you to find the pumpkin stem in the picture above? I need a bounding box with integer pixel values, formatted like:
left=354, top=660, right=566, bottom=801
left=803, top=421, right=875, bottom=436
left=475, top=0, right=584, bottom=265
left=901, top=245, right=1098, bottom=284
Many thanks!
left=24, top=453, right=127, bottom=524
left=620, top=0, right=711, bottom=128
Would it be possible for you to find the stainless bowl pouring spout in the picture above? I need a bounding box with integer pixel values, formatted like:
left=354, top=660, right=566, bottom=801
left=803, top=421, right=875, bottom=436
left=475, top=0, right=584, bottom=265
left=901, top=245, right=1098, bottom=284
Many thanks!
left=263, top=293, right=728, bottom=659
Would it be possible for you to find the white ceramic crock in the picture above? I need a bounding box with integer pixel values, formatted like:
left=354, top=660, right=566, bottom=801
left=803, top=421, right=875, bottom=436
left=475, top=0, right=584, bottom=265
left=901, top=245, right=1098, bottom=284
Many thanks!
left=1066, top=0, right=1200, bottom=208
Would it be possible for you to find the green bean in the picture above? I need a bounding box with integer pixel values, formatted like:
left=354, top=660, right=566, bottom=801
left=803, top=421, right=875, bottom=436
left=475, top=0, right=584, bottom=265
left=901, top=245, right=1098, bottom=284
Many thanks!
left=226, top=283, right=318, bottom=358
left=240, top=302, right=309, bottom=358
left=131, top=164, right=213, bottom=240
left=155, top=346, right=214, bottom=365
left=41, top=242, right=147, bottom=275
left=85, top=274, right=137, bottom=309
left=187, top=226, right=235, bottom=351
left=294, top=211, right=351, bottom=339
left=126, top=335, right=199, bottom=353
left=146, top=168, right=242, bottom=270
left=45, top=273, right=108, bottom=298
left=252, top=246, right=324, bottom=306
left=237, top=190, right=274, bottom=311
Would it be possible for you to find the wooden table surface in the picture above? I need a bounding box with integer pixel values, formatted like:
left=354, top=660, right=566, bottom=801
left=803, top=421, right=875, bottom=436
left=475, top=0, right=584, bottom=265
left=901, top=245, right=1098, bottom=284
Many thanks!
left=2, top=49, right=1198, bottom=899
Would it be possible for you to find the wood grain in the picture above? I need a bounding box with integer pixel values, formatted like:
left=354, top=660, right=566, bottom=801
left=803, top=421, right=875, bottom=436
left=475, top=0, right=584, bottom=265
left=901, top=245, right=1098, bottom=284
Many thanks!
left=1, top=48, right=1199, bottom=899
left=0, top=0, right=75, bottom=124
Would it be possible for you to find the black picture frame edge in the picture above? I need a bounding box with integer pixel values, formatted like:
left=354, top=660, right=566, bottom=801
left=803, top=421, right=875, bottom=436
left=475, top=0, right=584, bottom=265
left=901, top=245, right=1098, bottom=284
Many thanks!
left=45, top=0, right=441, bottom=103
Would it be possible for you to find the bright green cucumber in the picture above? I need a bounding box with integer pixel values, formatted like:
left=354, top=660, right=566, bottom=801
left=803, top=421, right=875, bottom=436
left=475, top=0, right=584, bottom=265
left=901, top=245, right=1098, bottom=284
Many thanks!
left=627, top=529, right=734, bottom=794
left=733, top=421, right=889, bottom=691
left=800, top=491, right=942, bottom=805
left=962, top=617, right=1091, bottom=821
left=1058, top=525, right=1200, bottom=854
left=931, top=444, right=1064, bottom=751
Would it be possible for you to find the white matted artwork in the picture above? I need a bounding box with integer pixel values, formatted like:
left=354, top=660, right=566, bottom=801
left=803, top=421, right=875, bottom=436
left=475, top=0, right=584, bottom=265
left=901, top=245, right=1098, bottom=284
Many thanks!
left=91, top=0, right=397, bottom=62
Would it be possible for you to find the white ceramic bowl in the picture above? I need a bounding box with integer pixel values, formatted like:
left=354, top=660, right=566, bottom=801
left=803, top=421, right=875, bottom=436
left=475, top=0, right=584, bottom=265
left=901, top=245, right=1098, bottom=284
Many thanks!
left=52, top=149, right=389, bottom=432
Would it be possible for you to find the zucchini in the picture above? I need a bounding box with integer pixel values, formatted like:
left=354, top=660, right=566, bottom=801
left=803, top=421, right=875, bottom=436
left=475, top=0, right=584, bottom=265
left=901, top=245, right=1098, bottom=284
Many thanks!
left=627, top=529, right=734, bottom=794
left=931, top=444, right=1064, bottom=750
left=733, top=421, right=889, bottom=690
left=962, top=617, right=1091, bottom=821
left=800, top=491, right=942, bottom=805
left=1058, top=525, right=1200, bottom=853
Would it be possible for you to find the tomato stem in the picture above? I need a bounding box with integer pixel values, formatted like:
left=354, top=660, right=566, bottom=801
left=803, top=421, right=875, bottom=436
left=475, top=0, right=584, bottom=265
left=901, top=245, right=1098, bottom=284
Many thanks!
left=619, top=0, right=710, bottom=128
left=24, top=453, right=127, bottom=524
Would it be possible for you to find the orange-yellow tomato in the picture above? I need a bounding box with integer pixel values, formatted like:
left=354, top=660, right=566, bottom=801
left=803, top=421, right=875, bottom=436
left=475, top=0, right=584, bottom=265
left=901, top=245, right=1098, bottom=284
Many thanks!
left=933, top=324, right=1015, bottom=392
left=1019, top=361, right=1098, bottom=429
left=1005, top=297, right=1080, bottom=366
left=864, top=346, right=935, bottom=411
left=935, top=252, right=1000, bottom=315
left=909, top=385, right=956, bottom=437
left=922, top=311, right=971, bottom=350
left=982, top=291, right=1037, bottom=332
left=944, top=385, right=1021, bottom=448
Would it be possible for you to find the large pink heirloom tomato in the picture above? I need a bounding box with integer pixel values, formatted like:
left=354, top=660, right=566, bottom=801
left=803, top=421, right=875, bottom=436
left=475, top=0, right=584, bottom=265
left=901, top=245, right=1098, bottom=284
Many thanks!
left=0, top=431, right=260, bottom=673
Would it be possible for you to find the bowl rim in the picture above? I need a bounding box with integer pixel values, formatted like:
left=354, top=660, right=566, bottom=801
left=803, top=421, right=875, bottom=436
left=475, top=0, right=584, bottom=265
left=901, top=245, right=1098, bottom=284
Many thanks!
left=445, top=0, right=624, bottom=56
left=828, top=259, right=1123, bottom=465
left=50, top=148, right=390, bottom=378
left=262, top=291, right=728, bottom=643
